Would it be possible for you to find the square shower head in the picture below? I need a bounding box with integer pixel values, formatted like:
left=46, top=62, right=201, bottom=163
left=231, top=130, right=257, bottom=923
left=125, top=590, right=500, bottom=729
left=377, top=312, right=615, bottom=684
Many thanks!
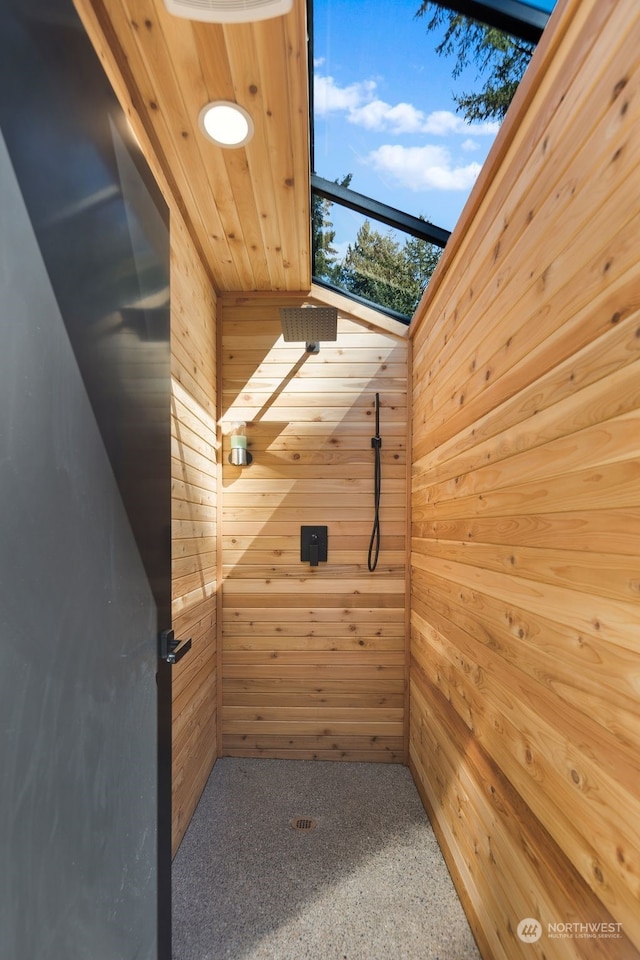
left=279, top=306, right=338, bottom=343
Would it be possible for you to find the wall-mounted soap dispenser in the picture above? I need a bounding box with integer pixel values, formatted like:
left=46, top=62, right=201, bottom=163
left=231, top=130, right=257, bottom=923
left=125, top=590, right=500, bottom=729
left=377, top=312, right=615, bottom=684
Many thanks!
left=228, top=421, right=252, bottom=466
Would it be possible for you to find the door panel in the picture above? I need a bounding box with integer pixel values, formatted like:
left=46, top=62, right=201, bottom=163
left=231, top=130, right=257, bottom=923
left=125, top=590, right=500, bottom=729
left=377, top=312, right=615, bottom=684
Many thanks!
left=0, top=127, right=158, bottom=959
left=0, top=3, right=171, bottom=622
left=0, top=3, right=172, bottom=958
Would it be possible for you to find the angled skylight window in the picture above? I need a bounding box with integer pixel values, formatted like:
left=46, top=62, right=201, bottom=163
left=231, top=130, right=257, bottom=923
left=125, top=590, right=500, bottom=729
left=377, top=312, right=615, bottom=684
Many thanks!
left=311, top=0, right=556, bottom=321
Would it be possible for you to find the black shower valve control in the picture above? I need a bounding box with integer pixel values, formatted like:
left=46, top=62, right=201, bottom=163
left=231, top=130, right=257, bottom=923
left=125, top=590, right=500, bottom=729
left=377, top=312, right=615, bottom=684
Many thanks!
left=301, top=525, right=328, bottom=567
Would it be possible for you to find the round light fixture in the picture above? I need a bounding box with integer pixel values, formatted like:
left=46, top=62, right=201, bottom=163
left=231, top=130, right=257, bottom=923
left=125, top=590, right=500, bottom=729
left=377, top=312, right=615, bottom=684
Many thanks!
left=198, top=101, right=254, bottom=148
left=163, top=0, right=292, bottom=23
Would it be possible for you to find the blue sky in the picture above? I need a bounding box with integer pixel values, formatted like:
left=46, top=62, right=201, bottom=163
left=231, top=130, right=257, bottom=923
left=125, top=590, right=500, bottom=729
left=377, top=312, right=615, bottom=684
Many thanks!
left=313, top=0, right=505, bottom=234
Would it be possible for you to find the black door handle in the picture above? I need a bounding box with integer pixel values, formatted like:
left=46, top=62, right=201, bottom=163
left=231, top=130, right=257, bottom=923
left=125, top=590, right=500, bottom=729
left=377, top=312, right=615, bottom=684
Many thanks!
left=159, top=629, right=192, bottom=664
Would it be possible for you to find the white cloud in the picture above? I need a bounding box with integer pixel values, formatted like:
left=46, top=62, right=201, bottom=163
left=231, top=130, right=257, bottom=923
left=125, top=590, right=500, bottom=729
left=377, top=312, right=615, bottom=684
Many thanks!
left=420, top=110, right=498, bottom=137
left=368, top=144, right=482, bottom=191
left=461, top=138, right=479, bottom=152
left=421, top=110, right=466, bottom=135
left=349, top=99, right=426, bottom=134
left=314, top=75, right=376, bottom=114
left=314, top=74, right=500, bottom=138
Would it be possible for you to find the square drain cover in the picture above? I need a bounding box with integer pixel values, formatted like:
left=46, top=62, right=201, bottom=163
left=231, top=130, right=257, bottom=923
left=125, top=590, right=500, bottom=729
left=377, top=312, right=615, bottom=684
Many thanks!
left=291, top=817, right=317, bottom=831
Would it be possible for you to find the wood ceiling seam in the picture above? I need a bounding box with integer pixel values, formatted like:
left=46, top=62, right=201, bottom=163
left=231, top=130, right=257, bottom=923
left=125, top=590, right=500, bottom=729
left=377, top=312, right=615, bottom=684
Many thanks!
left=73, top=0, right=221, bottom=293
left=282, top=0, right=311, bottom=290
left=117, top=0, right=241, bottom=285
left=250, top=18, right=302, bottom=290
left=189, top=19, right=263, bottom=289
left=141, top=1, right=248, bottom=288
left=222, top=21, right=283, bottom=290
left=252, top=13, right=309, bottom=290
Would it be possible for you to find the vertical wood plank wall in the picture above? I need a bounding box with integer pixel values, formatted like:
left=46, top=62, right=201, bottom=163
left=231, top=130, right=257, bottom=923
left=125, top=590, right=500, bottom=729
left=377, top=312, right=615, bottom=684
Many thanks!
left=170, top=212, right=218, bottom=855
left=220, top=293, right=408, bottom=762
left=409, top=1, right=640, bottom=957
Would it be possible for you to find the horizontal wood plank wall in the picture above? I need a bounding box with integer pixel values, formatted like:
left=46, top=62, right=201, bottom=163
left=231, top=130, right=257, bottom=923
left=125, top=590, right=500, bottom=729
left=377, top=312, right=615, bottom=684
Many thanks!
left=220, top=293, right=408, bottom=762
left=171, top=211, right=218, bottom=855
left=409, top=1, right=640, bottom=957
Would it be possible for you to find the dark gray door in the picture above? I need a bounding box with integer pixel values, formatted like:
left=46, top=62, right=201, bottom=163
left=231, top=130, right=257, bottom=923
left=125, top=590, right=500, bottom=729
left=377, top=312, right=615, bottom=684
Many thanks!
left=0, top=4, right=172, bottom=958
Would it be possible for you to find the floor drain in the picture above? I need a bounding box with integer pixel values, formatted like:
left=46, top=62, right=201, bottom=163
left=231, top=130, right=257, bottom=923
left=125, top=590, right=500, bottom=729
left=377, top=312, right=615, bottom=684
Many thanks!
left=291, top=817, right=317, bottom=831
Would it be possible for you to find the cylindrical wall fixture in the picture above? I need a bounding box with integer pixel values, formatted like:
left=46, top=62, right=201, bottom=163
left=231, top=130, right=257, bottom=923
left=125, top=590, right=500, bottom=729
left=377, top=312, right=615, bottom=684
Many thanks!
left=228, top=421, right=252, bottom=466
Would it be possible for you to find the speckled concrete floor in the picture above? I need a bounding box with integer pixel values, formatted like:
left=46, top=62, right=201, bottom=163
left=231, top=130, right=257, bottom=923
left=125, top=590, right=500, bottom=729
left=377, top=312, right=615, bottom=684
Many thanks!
left=172, top=758, right=481, bottom=960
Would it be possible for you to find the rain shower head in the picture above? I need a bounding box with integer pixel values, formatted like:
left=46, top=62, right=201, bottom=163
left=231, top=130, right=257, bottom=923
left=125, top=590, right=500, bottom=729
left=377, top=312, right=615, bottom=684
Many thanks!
left=280, top=306, right=338, bottom=352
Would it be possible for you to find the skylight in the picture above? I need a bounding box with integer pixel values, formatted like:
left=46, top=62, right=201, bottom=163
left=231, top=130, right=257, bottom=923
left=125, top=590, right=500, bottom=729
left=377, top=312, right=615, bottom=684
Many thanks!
left=310, top=0, right=556, bottom=321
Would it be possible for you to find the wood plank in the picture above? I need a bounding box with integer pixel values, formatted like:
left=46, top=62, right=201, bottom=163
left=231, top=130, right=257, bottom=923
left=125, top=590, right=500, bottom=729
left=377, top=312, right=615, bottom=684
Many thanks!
left=223, top=556, right=406, bottom=574
left=223, top=692, right=404, bottom=708
left=223, top=490, right=406, bottom=506
left=416, top=412, right=640, bottom=507
left=416, top=339, right=640, bottom=488
left=222, top=636, right=403, bottom=654
left=222, top=663, right=405, bottom=681
left=223, top=704, right=403, bottom=723
left=222, top=503, right=406, bottom=521
left=223, top=678, right=404, bottom=694
left=222, top=619, right=404, bottom=638
left=410, top=604, right=640, bottom=795
left=412, top=537, right=640, bottom=604
left=221, top=478, right=406, bottom=494
left=224, top=747, right=403, bottom=762
left=223, top=650, right=404, bottom=665
left=412, top=575, right=640, bottom=734
left=413, top=508, right=640, bottom=556
left=412, top=458, right=640, bottom=521
left=220, top=593, right=404, bottom=610
left=223, top=733, right=402, bottom=763
left=411, top=555, right=638, bottom=653
left=222, top=719, right=403, bottom=736
left=223, top=606, right=405, bottom=623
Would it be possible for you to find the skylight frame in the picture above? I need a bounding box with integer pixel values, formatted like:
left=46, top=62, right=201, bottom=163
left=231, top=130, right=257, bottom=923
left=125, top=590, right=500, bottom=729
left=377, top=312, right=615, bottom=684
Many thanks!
left=430, top=1, right=547, bottom=44
left=308, top=0, right=553, bottom=320
left=312, top=175, right=451, bottom=248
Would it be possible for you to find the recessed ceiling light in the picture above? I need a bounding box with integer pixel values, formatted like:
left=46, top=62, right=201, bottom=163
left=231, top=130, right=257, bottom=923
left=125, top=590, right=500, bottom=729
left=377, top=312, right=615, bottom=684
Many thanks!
left=198, top=101, right=254, bottom=148
left=163, top=0, right=292, bottom=23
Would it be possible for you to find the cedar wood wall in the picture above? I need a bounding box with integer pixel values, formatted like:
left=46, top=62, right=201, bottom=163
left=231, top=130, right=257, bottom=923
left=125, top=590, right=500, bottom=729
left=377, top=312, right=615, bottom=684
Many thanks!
left=219, top=294, right=409, bottom=763
left=409, top=1, right=640, bottom=957
left=170, top=212, right=218, bottom=855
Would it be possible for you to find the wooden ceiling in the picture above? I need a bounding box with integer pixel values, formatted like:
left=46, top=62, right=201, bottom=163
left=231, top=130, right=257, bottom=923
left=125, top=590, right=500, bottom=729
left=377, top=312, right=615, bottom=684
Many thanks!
left=75, top=0, right=311, bottom=295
